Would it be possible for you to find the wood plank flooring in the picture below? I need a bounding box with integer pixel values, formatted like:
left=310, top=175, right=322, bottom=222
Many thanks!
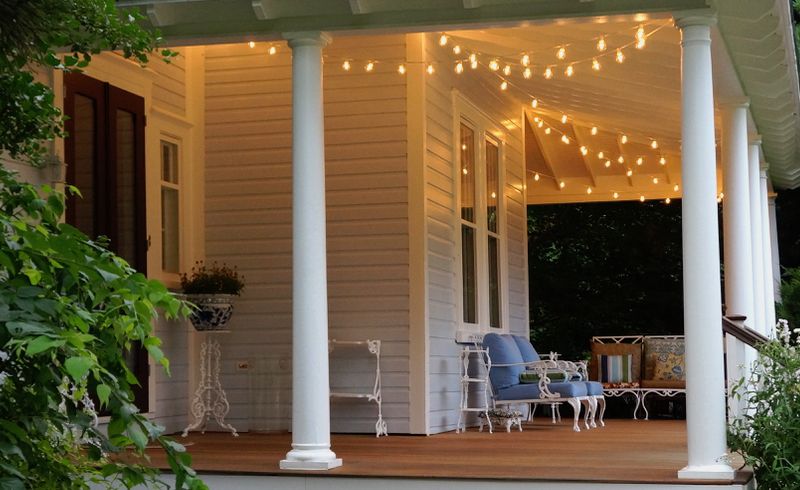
left=145, top=419, right=751, bottom=485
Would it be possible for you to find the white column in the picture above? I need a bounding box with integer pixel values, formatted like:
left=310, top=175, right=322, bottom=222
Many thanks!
left=761, top=168, right=777, bottom=335
left=719, top=100, right=753, bottom=418
left=748, top=138, right=766, bottom=337
left=280, top=31, right=342, bottom=471
left=768, top=196, right=781, bottom=298
left=674, top=13, right=734, bottom=481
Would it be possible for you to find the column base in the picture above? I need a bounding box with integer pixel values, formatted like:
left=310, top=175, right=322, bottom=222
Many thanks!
left=678, top=464, right=735, bottom=480
left=280, top=448, right=342, bottom=470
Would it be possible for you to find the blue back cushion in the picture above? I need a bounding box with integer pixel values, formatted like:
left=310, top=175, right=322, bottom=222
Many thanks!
left=511, top=335, right=540, bottom=363
left=483, top=333, right=524, bottom=390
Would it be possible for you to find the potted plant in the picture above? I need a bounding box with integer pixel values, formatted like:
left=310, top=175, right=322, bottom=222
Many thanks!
left=180, top=261, right=245, bottom=331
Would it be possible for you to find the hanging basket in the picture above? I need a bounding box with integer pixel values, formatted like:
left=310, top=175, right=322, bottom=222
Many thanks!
left=184, top=294, right=235, bottom=331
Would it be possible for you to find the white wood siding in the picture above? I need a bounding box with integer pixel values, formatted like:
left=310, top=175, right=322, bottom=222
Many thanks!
left=423, top=35, right=528, bottom=434
left=203, top=36, right=411, bottom=434
left=151, top=53, right=187, bottom=116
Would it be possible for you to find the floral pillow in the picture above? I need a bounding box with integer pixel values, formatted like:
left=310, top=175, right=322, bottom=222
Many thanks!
left=653, top=352, right=685, bottom=380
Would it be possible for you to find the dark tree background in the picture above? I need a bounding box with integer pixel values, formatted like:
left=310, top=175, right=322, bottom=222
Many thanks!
left=776, top=188, right=800, bottom=270
left=528, top=201, right=684, bottom=360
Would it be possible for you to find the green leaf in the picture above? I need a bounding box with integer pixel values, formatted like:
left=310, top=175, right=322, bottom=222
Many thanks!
left=126, top=422, right=148, bottom=450
left=6, top=321, right=49, bottom=336
left=64, top=356, right=94, bottom=381
left=0, top=476, right=25, bottom=490
left=96, top=384, right=111, bottom=407
left=25, top=335, right=64, bottom=355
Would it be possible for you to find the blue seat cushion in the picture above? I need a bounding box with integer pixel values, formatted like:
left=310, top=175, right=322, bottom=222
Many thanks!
left=511, top=335, right=540, bottom=363
left=584, top=381, right=604, bottom=396
left=496, top=381, right=588, bottom=401
left=483, top=333, right=525, bottom=390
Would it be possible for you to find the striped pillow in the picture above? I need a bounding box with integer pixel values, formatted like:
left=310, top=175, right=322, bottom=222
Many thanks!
left=597, top=354, right=633, bottom=383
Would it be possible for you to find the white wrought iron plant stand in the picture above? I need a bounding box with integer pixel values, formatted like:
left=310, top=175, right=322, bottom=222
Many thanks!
left=328, top=339, right=388, bottom=437
left=182, top=330, right=238, bottom=437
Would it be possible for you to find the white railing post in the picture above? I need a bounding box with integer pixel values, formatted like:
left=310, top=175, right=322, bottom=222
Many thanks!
left=674, top=11, right=735, bottom=480
left=280, top=31, right=342, bottom=471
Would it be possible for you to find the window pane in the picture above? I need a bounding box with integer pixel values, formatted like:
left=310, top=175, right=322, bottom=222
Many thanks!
left=161, top=141, right=178, bottom=184
left=462, top=225, right=477, bottom=324
left=73, top=94, right=96, bottom=238
left=486, top=140, right=499, bottom=234
left=460, top=124, right=476, bottom=223
left=161, top=187, right=180, bottom=273
left=488, top=235, right=501, bottom=329
left=116, top=109, right=136, bottom=266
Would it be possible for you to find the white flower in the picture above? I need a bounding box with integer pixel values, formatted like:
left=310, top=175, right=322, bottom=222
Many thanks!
left=0, top=350, right=8, bottom=362
left=0, top=371, right=9, bottom=386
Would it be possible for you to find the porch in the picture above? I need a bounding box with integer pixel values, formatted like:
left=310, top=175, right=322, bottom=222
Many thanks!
left=145, top=420, right=752, bottom=488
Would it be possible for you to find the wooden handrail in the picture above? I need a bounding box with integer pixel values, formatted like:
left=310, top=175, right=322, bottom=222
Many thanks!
left=722, top=315, right=769, bottom=349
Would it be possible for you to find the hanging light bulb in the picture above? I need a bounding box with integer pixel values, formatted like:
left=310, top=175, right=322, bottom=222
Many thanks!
left=556, top=46, right=567, bottom=60
left=439, top=34, right=448, bottom=46
left=489, top=59, right=500, bottom=71
left=521, top=54, right=530, bottom=66
left=580, top=146, right=588, bottom=155
left=455, top=62, right=464, bottom=74
left=618, top=155, right=625, bottom=164
left=665, top=197, right=672, bottom=204
left=597, top=36, right=607, bottom=52
left=342, top=60, right=351, bottom=71
left=652, top=177, right=659, bottom=184
left=613, top=192, right=619, bottom=199
left=605, top=160, right=612, bottom=168
left=660, top=156, right=667, bottom=165
left=640, top=195, right=646, bottom=202
left=592, top=58, right=601, bottom=71
left=561, top=114, right=568, bottom=124
left=530, top=98, right=538, bottom=108
left=462, top=167, right=468, bottom=175
left=544, top=67, right=553, bottom=79
left=591, top=126, right=598, bottom=136
left=398, top=64, right=406, bottom=75
left=636, top=157, right=644, bottom=166
left=620, top=134, right=628, bottom=144
left=503, top=65, right=512, bottom=76
left=470, top=59, right=478, bottom=69
left=559, top=180, right=566, bottom=189
left=561, top=135, right=570, bottom=144
left=534, top=172, right=540, bottom=181
left=537, top=120, right=544, bottom=128
left=248, top=41, right=256, bottom=49
left=616, top=49, right=625, bottom=63
left=269, top=45, right=277, bottom=55
left=635, top=25, right=646, bottom=49
left=500, top=80, right=508, bottom=90
left=587, top=187, right=593, bottom=195
left=626, top=169, right=633, bottom=177
left=565, top=64, right=574, bottom=77
left=453, top=45, right=462, bottom=55
left=651, top=140, right=659, bottom=149
left=426, top=64, right=435, bottom=75
left=523, top=67, right=532, bottom=79
left=674, top=184, right=680, bottom=192
left=636, top=37, right=646, bottom=50
left=544, top=127, right=552, bottom=135
left=597, top=151, right=605, bottom=159
left=533, top=116, right=540, bottom=123
left=469, top=53, right=478, bottom=69
left=365, top=61, right=375, bottom=72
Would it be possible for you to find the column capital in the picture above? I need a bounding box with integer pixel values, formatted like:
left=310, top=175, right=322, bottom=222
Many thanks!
left=673, top=10, right=717, bottom=29
left=760, top=162, right=770, bottom=173
left=748, top=133, right=762, bottom=145
left=717, top=96, right=750, bottom=110
left=283, top=31, right=332, bottom=48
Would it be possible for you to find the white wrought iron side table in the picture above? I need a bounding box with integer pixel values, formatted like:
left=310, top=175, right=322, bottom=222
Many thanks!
left=329, top=339, right=388, bottom=437
left=182, top=330, right=238, bottom=437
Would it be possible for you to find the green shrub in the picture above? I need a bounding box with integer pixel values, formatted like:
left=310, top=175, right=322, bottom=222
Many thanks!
left=180, top=261, right=245, bottom=295
left=777, top=267, right=800, bottom=330
left=728, top=319, right=800, bottom=489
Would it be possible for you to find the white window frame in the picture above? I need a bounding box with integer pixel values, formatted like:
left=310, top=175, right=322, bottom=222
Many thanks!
left=453, top=92, right=509, bottom=336
left=158, top=133, right=183, bottom=282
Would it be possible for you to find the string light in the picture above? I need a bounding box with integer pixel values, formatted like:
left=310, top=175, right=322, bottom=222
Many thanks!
left=604, top=160, right=612, bottom=168
left=500, top=80, right=508, bottom=90
left=439, top=34, right=449, bottom=46
left=616, top=49, right=625, bottom=63
left=544, top=67, right=553, bottom=79
left=426, top=64, right=435, bottom=75
left=398, top=64, right=406, bottom=75
left=636, top=157, right=644, bottom=166
left=537, top=120, right=544, bottom=128
left=559, top=181, right=566, bottom=189
left=650, top=140, right=659, bottom=149
left=521, top=54, right=530, bottom=66
left=544, top=127, right=552, bottom=135
left=613, top=192, right=619, bottom=199
left=665, top=197, right=672, bottom=204
left=635, top=25, right=646, bottom=49
left=561, top=135, right=570, bottom=144
left=674, top=184, right=680, bottom=192
left=591, top=126, right=598, bottom=135
left=530, top=98, right=538, bottom=108
left=556, top=46, right=567, bottom=60
left=470, top=59, right=478, bottom=70
left=534, top=173, right=541, bottom=181
left=365, top=61, right=374, bottom=72
left=342, top=60, right=351, bottom=71
left=249, top=41, right=256, bottom=49
left=640, top=195, right=646, bottom=202
left=597, top=151, right=605, bottom=159
left=462, top=167, right=468, bottom=175
left=469, top=53, right=478, bottom=70
left=565, top=64, right=574, bottom=77
left=269, top=45, right=277, bottom=55
left=659, top=156, right=667, bottom=165
left=617, top=155, right=625, bottom=164
left=561, top=114, right=568, bottom=124
left=652, top=177, right=659, bottom=184
left=587, top=187, right=593, bottom=195
left=580, top=146, right=588, bottom=155
left=503, top=65, right=512, bottom=76
left=453, top=45, right=461, bottom=55
left=592, top=58, right=601, bottom=71
left=626, top=169, right=633, bottom=177
left=523, top=67, right=532, bottom=79
left=455, top=62, right=464, bottom=74
left=620, top=134, right=628, bottom=144
left=489, top=59, right=500, bottom=71
left=597, top=37, right=607, bottom=52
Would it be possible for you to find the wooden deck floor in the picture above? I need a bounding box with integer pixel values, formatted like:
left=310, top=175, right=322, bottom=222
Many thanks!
left=147, top=420, right=751, bottom=486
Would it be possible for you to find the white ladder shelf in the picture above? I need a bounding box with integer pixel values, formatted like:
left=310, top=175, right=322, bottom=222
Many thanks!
left=329, top=339, right=388, bottom=437
left=456, top=346, right=493, bottom=433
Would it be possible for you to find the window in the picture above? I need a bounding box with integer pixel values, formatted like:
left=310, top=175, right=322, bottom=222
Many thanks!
left=160, top=139, right=181, bottom=274
left=456, top=103, right=505, bottom=332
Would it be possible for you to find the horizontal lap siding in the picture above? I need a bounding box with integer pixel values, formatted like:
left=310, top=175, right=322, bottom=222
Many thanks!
left=424, top=35, right=528, bottom=434
left=152, top=53, right=187, bottom=116
left=204, top=36, right=410, bottom=434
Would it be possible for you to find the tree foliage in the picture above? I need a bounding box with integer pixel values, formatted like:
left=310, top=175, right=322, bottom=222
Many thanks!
left=527, top=201, right=684, bottom=359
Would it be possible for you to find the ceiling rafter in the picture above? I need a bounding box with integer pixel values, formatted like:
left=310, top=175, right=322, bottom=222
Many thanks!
left=571, top=126, right=598, bottom=188
left=524, top=111, right=563, bottom=191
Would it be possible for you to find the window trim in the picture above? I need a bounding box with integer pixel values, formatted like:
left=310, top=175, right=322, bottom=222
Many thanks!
left=452, top=91, right=509, bottom=336
left=157, top=132, right=184, bottom=283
